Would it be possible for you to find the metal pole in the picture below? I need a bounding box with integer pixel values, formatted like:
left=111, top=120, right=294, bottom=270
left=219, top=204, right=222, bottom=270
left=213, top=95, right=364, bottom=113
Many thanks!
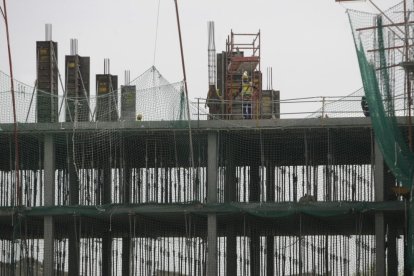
left=174, top=0, right=195, bottom=174
left=403, top=0, right=413, bottom=150
left=3, top=0, right=20, bottom=205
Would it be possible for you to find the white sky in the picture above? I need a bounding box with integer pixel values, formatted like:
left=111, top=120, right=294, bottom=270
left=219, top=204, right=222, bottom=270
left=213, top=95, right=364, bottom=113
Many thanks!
left=0, top=0, right=401, bottom=103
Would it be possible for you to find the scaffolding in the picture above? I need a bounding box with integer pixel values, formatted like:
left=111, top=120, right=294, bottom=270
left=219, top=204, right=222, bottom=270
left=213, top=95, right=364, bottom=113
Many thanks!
left=225, top=31, right=261, bottom=118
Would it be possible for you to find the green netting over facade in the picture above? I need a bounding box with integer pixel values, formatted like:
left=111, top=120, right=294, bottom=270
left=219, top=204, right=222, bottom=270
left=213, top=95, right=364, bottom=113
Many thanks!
left=349, top=14, right=414, bottom=188
left=0, top=201, right=404, bottom=219
left=348, top=2, right=414, bottom=270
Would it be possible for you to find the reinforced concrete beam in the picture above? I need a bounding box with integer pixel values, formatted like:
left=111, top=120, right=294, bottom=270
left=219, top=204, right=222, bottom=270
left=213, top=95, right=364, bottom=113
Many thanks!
left=0, top=117, right=379, bottom=134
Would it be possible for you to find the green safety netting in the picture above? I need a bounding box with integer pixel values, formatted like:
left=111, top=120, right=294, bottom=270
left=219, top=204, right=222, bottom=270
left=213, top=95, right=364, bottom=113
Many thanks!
left=348, top=3, right=414, bottom=269
left=350, top=15, right=414, bottom=188
left=0, top=201, right=404, bottom=219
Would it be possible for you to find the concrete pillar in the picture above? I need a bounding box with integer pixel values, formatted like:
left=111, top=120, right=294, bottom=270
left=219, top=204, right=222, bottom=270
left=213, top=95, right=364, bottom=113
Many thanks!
left=249, top=163, right=260, bottom=202
left=325, top=235, right=329, bottom=275
left=102, top=232, right=112, bottom=276
left=44, top=217, right=55, bottom=275
left=207, top=132, right=218, bottom=275
left=68, top=142, right=79, bottom=205
left=68, top=215, right=79, bottom=276
left=224, top=143, right=236, bottom=203
left=43, top=135, right=55, bottom=275
left=68, top=138, right=80, bottom=276
left=102, top=150, right=112, bottom=276
left=207, top=215, right=217, bottom=276
left=103, top=164, right=112, bottom=205
left=375, top=213, right=385, bottom=276
left=266, top=236, right=274, bottom=276
left=383, top=160, right=398, bottom=275
left=122, top=149, right=131, bottom=276
left=266, top=161, right=275, bottom=276
left=122, top=236, right=131, bottom=276
left=387, top=226, right=398, bottom=276
left=225, top=142, right=237, bottom=276
left=250, top=164, right=260, bottom=276
left=374, top=141, right=385, bottom=276
left=250, top=229, right=260, bottom=276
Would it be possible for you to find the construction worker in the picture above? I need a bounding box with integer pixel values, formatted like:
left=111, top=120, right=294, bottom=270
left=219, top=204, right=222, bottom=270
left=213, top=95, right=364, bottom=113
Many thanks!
left=361, top=96, right=370, bottom=117
left=206, top=85, right=222, bottom=116
left=241, top=71, right=253, bottom=119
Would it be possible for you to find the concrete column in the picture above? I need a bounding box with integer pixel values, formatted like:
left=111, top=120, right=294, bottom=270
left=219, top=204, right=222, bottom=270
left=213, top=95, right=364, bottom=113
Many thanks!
left=266, top=161, right=275, bottom=203
left=207, top=215, right=217, bottom=276
left=103, top=164, right=112, bottom=205
left=102, top=232, right=112, bottom=276
left=249, top=163, right=260, bottom=202
left=68, top=215, right=79, bottom=276
left=387, top=226, right=398, bottom=276
left=225, top=142, right=237, bottom=276
left=68, top=142, right=79, bottom=205
left=102, top=149, right=112, bottom=276
left=224, top=143, right=236, bottom=203
left=374, top=141, right=385, bottom=276
left=207, top=132, right=218, bottom=275
left=68, top=137, right=80, bottom=276
left=122, top=148, right=132, bottom=276
left=375, top=213, right=385, bottom=276
left=43, top=135, right=55, bottom=276
left=266, top=236, right=274, bottom=276
left=122, top=236, right=131, bottom=276
left=250, top=163, right=260, bottom=276
left=44, top=217, right=54, bottom=275
left=383, top=160, right=398, bottom=275
left=250, top=229, right=260, bottom=276
left=374, top=141, right=385, bottom=202
left=266, top=161, right=275, bottom=276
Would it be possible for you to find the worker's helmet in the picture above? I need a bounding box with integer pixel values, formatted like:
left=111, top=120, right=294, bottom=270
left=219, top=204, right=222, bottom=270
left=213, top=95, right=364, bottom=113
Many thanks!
left=242, top=71, right=249, bottom=80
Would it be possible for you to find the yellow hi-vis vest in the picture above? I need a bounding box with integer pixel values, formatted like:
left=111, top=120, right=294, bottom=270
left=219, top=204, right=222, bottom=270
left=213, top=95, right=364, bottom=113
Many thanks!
left=241, top=80, right=253, bottom=98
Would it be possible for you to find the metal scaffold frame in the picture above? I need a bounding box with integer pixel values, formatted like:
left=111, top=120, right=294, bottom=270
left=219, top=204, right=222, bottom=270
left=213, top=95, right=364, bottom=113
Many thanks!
left=225, top=31, right=261, bottom=118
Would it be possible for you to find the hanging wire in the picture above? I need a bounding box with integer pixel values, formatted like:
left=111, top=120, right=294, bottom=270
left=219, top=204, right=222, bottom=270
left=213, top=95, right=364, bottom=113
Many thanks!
left=153, top=0, right=161, bottom=66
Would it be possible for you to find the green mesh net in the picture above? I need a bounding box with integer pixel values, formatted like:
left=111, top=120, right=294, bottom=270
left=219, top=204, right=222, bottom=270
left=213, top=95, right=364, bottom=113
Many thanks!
left=348, top=2, right=414, bottom=269
left=349, top=16, right=414, bottom=188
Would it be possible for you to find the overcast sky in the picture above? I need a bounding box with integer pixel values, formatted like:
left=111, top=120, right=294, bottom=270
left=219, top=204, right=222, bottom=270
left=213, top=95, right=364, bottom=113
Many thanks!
left=0, top=0, right=400, bottom=104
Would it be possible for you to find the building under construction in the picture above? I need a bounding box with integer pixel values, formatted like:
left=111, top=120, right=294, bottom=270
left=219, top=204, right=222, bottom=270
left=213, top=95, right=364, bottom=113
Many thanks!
left=1, top=4, right=414, bottom=275
left=206, top=26, right=280, bottom=120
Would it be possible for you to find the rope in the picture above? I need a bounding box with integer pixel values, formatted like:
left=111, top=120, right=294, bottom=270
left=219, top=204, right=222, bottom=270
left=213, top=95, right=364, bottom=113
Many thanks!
left=153, top=0, right=161, bottom=66
left=2, top=0, right=20, bottom=206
